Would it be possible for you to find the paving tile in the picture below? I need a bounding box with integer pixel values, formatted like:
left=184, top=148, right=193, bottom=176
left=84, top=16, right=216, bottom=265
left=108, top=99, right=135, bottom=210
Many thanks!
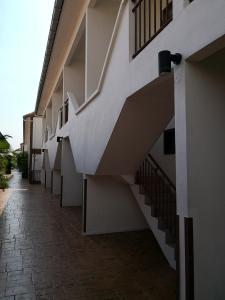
left=0, top=172, right=176, bottom=300
left=15, top=294, right=36, bottom=300
left=5, top=285, right=35, bottom=297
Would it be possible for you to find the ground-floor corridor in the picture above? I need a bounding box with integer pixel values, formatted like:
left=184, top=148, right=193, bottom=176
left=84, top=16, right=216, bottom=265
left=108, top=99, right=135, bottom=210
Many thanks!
left=0, top=172, right=176, bottom=300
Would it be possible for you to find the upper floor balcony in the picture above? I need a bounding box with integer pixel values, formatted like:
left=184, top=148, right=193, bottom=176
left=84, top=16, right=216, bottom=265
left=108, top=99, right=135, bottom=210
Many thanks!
left=132, top=0, right=173, bottom=58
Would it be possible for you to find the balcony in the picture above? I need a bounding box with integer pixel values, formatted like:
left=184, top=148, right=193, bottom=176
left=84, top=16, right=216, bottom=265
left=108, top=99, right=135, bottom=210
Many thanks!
left=132, top=0, right=173, bottom=58
left=57, top=99, right=70, bottom=131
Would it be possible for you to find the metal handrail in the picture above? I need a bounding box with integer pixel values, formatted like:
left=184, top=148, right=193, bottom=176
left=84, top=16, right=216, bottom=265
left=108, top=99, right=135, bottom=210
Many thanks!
left=147, top=154, right=176, bottom=191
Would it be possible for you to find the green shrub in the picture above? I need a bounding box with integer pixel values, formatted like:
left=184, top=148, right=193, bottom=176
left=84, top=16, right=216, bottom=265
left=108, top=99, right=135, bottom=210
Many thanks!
left=0, top=173, right=8, bottom=191
left=0, top=156, right=7, bottom=173
left=17, top=152, right=28, bottom=178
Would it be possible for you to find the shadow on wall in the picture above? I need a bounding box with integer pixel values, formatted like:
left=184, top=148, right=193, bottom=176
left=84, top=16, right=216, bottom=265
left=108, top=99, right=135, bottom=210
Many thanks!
left=61, top=138, right=83, bottom=206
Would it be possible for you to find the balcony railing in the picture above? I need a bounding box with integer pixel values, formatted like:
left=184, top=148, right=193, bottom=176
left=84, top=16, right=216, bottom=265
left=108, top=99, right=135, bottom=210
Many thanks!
left=132, top=0, right=173, bottom=58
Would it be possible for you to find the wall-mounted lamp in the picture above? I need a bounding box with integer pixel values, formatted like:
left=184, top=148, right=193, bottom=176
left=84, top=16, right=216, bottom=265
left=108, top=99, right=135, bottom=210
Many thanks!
left=57, top=136, right=63, bottom=143
left=158, top=50, right=182, bottom=75
left=41, top=149, right=46, bottom=152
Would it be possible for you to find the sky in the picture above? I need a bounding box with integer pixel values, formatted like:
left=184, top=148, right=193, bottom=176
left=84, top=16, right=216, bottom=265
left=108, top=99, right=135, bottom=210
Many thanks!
left=0, top=0, right=55, bottom=150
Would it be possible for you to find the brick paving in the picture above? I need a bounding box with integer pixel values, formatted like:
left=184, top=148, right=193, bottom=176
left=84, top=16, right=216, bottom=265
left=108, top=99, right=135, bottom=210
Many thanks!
left=0, top=171, right=176, bottom=299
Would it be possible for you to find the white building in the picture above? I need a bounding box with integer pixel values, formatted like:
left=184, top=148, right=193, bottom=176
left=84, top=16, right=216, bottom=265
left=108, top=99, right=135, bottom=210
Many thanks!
left=24, top=0, right=225, bottom=299
left=23, top=112, right=43, bottom=183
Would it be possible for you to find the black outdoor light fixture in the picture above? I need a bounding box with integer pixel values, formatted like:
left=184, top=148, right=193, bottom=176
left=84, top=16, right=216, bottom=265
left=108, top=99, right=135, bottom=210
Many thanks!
left=57, top=136, right=63, bottom=143
left=41, top=149, right=45, bottom=152
left=158, top=50, right=182, bottom=75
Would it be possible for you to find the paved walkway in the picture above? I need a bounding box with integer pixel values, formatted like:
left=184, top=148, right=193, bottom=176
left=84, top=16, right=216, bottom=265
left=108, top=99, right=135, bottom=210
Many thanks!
left=0, top=171, right=176, bottom=300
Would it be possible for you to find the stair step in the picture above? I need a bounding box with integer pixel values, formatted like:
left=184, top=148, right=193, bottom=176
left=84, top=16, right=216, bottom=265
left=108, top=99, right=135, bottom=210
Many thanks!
left=158, top=217, right=167, bottom=230
left=165, top=229, right=176, bottom=245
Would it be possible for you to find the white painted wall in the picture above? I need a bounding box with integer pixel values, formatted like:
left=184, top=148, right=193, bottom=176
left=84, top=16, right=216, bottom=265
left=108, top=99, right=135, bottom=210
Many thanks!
left=85, top=175, right=147, bottom=234
left=150, top=118, right=176, bottom=184
left=64, top=63, right=85, bottom=108
left=52, top=170, right=61, bottom=195
left=32, top=117, right=43, bottom=149
left=42, top=0, right=225, bottom=176
left=43, top=150, right=51, bottom=189
left=32, top=154, right=42, bottom=171
left=61, top=138, right=83, bottom=206
left=46, top=103, right=52, bottom=135
left=36, top=1, right=225, bottom=299
left=185, top=53, right=225, bottom=300
left=64, top=33, right=85, bottom=108
left=52, top=91, right=62, bottom=133
left=69, top=0, right=225, bottom=175
left=86, top=0, right=120, bottom=99
left=41, top=169, right=45, bottom=185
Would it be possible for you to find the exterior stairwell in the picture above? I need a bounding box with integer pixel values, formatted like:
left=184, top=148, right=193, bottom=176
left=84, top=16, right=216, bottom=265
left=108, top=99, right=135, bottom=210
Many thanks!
left=123, top=154, right=177, bottom=269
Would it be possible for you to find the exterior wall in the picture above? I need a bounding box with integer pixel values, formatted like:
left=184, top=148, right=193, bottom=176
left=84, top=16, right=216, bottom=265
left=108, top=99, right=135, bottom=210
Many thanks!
left=24, top=119, right=31, bottom=148
left=40, top=0, right=225, bottom=175
left=43, top=151, right=51, bottom=188
left=32, top=117, right=43, bottom=149
left=31, top=1, right=225, bottom=299
left=176, top=52, right=225, bottom=300
left=61, top=138, right=83, bottom=206
left=52, top=91, right=63, bottom=133
left=85, top=175, right=147, bottom=234
left=64, top=45, right=85, bottom=109
left=86, top=0, right=120, bottom=99
left=150, top=118, right=175, bottom=184
left=46, top=103, right=52, bottom=135
left=32, top=154, right=42, bottom=171
left=37, top=0, right=89, bottom=114
left=52, top=170, right=61, bottom=195
left=68, top=0, right=225, bottom=175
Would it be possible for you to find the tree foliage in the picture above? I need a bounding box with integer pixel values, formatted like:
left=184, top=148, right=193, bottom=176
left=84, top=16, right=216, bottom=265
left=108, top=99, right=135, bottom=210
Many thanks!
left=0, top=132, right=12, bottom=189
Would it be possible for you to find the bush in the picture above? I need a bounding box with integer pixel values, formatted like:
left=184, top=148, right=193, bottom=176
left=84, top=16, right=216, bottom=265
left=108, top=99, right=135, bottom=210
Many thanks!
left=17, top=152, right=28, bottom=178
left=0, top=173, right=8, bottom=191
left=0, top=155, right=7, bottom=173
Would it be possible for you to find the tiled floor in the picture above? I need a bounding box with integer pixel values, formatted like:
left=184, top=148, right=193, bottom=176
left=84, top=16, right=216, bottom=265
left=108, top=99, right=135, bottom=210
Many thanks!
left=0, top=171, right=176, bottom=299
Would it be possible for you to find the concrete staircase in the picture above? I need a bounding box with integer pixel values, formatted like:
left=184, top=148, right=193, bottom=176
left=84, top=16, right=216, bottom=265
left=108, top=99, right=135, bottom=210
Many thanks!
left=122, top=154, right=177, bottom=269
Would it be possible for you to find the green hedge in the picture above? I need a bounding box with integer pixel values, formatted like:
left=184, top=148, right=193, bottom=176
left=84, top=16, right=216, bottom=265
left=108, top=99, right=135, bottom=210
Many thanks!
left=0, top=173, right=8, bottom=191
left=17, top=152, right=28, bottom=178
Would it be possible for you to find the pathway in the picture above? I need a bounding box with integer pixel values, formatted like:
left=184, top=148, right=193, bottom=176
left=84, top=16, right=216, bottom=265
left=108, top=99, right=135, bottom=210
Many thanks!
left=0, top=171, right=176, bottom=300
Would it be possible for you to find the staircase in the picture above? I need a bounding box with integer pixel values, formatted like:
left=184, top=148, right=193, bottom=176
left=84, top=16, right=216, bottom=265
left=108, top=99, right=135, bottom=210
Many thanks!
left=125, top=154, right=177, bottom=269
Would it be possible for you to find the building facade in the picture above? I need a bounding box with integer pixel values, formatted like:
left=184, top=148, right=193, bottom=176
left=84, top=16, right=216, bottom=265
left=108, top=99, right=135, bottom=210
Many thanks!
left=23, top=112, right=43, bottom=183
left=23, top=0, right=225, bottom=299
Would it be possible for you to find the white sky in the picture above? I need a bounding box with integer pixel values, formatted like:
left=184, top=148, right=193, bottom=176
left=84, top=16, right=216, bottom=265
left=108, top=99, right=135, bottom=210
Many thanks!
left=0, top=0, right=55, bottom=150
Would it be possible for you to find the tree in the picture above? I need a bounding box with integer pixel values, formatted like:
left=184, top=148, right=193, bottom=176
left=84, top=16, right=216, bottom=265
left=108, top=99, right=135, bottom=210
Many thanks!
left=0, top=133, right=12, bottom=189
left=0, top=133, right=12, bottom=153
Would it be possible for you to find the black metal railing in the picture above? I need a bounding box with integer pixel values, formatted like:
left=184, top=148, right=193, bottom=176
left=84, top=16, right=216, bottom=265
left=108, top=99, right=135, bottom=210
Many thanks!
left=64, top=99, right=69, bottom=124
left=132, top=0, right=173, bottom=58
left=136, top=153, right=176, bottom=241
left=31, top=170, right=41, bottom=184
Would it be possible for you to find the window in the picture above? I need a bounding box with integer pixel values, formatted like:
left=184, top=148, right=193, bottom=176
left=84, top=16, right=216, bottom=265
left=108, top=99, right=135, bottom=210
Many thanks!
left=164, top=128, right=175, bottom=155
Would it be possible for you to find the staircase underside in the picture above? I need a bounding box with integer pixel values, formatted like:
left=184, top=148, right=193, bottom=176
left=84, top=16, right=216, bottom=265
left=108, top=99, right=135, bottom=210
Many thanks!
left=96, top=73, right=174, bottom=175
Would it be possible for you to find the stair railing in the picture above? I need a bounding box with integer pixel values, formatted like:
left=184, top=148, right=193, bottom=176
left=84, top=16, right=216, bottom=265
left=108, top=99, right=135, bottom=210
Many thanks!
left=136, top=153, right=176, bottom=241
